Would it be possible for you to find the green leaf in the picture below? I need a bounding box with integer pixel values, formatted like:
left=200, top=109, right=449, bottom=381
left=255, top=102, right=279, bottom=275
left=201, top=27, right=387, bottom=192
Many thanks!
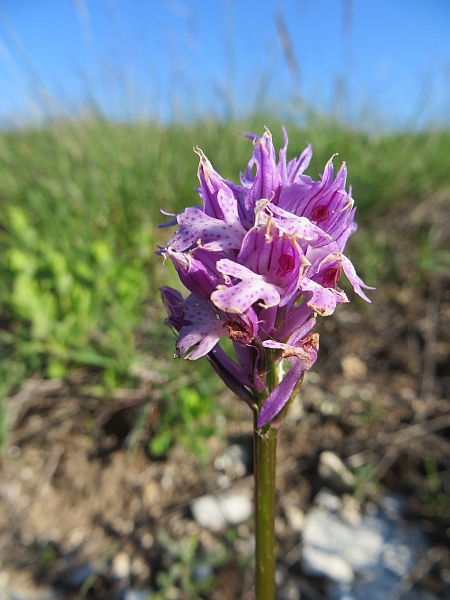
left=149, top=430, right=173, bottom=457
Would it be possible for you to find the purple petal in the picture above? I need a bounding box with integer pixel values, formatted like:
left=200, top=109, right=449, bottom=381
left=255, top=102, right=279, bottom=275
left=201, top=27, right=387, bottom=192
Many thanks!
left=341, top=254, right=375, bottom=302
left=216, top=188, right=244, bottom=228
left=206, top=346, right=257, bottom=407
left=257, top=358, right=304, bottom=427
left=285, top=143, right=313, bottom=183
left=236, top=222, right=307, bottom=303
left=160, top=286, right=184, bottom=320
left=258, top=326, right=319, bottom=427
left=169, top=207, right=245, bottom=252
left=263, top=339, right=310, bottom=361
left=301, top=277, right=348, bottom=316
left=269, top=203, right=331, bottom=243
left=220, top=309, right=259, bottom=345
left=233, top=341, right=266, bottom=393
left=277, top=126, right=289, bottom=184
left=165, top=248, right=221, bottom=300
left=197, top=148, right=233, bottom=220
left=262, top=326, right=318, bottom=367
left=212, top=279, right=281, bottom=314
left=244, top=130, right=282, bottom=211
left=285, top=315, right=317, bottom=346
left=182, top=296, right=219, bottom=325
left=160, top=286, right=188, bottom=332
left=177, top=320, right=225, bottom=360
left=256, top=305, right=278, bottom=340
left=215, top=258, right=261, bottom=281
left=213, top=258, right=283, bottom=313
left=276, top=302, right=314, bottom=342
left=277, top=127, right=313, bottom=185
left=158, top=210, right=178, bottom=229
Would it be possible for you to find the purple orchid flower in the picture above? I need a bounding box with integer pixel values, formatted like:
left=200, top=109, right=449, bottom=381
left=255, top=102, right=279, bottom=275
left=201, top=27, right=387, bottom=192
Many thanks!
left=160, top=128, right=373, bottom=427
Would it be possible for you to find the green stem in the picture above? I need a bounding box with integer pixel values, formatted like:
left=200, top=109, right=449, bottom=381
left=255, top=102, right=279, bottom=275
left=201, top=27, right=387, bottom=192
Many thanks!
left=253, top=354, right=280, bottom=600
left=253, top=417, right=278, bottom=600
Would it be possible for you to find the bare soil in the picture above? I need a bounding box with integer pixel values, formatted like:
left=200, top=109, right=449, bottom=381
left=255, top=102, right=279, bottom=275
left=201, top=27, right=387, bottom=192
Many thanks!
left=1, top=278, right=450, bottom=599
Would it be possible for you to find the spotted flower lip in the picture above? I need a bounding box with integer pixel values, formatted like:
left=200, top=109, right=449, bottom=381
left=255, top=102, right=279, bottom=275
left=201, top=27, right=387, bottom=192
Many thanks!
left=175, top=295, right=259, bottom=361
left=160, top=127, right=373, bottom=428
left=211, top=220, right=310, bottom=314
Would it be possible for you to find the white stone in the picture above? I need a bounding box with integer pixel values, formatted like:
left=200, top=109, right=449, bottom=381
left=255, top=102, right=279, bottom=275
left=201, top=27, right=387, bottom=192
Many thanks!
left=123, top=590, right=151, bottom=600
left=111, top=552, right=131, bottom=579
left=191, top=495, right=227, bottom=532
left=283, top=502, right=305, bottom=532
left=315, top=489, right=342, bottom=512
left=218, top=492, right=252, bottom=525
left=302, top=508, right=384, bottom=571
left=191, top=491, right=252, bottom=531
left=302, top=546, right=354, bottom=583
left=340, top=494, right=362, bottom=525
left=214, top=444, right=249, bottom=480
left=304, top=493, right=434, bottom=600
left=382, top=542, right=412, bottom=577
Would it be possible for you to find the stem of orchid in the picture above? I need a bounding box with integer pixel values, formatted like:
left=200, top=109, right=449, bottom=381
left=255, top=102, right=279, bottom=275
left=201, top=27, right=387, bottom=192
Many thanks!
left=254, top=418, right=278, bottom=600
left=253, top=356, right=280, bottom=600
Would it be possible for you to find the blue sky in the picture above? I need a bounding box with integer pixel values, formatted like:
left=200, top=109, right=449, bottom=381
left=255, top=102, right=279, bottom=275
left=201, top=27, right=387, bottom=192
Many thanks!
left=0, top=0, right=449, bottom=127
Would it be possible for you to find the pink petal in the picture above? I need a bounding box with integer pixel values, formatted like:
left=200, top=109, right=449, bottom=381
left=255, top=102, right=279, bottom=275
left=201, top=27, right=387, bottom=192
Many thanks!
left=211, top=279, right=281, bottom=314
left=215, top=258, right=261, bottom=281
left=170, top=207, right=245, bottom=252
left=177, top=320, right=225, bottom=360
left=301, top=278, right=348, bottom=316
left=257, top=358, right=304, bottom=427
left=269, top=204, right=331, bottom=242
left=341, top=254, right=375, bottom=302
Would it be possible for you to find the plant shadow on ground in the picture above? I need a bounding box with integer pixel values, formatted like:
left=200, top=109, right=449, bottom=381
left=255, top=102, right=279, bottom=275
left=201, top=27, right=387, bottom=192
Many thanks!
left=0, top=117, right=450, bottom=598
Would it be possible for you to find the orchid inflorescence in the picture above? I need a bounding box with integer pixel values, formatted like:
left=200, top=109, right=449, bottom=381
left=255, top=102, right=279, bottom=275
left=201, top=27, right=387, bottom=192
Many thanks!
left=160, top=128, right=373, bottom=428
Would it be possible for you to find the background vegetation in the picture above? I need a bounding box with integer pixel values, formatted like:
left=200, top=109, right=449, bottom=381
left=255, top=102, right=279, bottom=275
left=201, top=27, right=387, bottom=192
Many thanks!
left=0, top=114, right=448, bottom=453
left=0, top=110, right=449, bottom=599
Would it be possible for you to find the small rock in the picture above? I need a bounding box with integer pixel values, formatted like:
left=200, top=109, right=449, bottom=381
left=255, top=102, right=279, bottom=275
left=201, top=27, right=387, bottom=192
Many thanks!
left=214, top=444, right=249, bottom=481
left=341, top=355, right=367, bottom=381
left=142, top=481, right=160, bottom=505
left=161, top=473, right=173, bottom=490
left=140, top=532, right=154, bottom=549
left=304, top=492, right=433, bottom=600
left=318, top=451, right=355, bottom=493
left=340, top=495, right=361, bottom=525
left=278, top=577, right=301, bottom=600
left=315, top=488, right=342, bottom=512
left=191, top=491, right=252, bottom=531
left=218, top=491, right=252, bottom=525
left=191, top=495, right=226, bottom=532
left=275, top=567, right=287, bottom=586
left=303, top=546, right=354, bottom=583
left=66, top=527, right=86, bottom=550
left=111, top=552, right=131, bottom=579
left=302, top=507, right=383, bottom=573
left=131, top=557, right=150, bottom=579
left=283, top=502, right=305, bottom=532
left=121, top=589, right=152, bottom=600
